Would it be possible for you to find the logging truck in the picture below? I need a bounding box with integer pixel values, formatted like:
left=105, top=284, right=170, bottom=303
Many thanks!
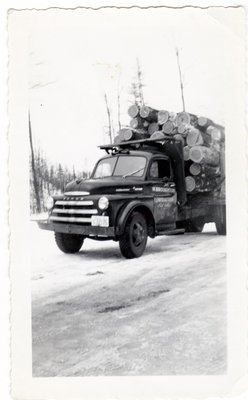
left=38, top=135, right=226, bottom=259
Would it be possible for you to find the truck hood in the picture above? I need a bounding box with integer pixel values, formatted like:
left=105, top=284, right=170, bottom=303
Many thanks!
left=65, top=177, right=145, bottom=195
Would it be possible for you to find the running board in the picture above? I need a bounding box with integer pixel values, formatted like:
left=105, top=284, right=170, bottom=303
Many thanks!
left=157, top=228, right=185, bottom=236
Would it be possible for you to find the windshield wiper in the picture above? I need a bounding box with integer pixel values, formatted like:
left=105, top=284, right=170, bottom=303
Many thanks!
left=123, top=167, right=144, bottom=178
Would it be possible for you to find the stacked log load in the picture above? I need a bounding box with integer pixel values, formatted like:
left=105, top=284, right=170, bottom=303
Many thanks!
left=114, top=105, right=225, bottom=194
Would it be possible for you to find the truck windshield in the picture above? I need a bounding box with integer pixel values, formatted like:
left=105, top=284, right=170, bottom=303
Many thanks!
left=93, top=156, right=147, bottom=179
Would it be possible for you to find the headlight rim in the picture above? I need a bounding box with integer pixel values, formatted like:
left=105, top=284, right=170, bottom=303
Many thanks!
left=46, top=196, right=54, bottom=211
left=98, top=196, right=109, bottom=210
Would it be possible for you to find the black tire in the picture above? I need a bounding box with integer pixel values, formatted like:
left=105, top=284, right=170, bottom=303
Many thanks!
left=185, top=217, right=205, bottom=233
left=215, top=206, right=226, bottom=235
left=55, top=232, right=84, bottom=253
left=119, top=211, right=148, bottom=259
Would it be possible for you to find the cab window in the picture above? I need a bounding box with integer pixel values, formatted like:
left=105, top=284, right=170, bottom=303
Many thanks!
left=93, top=156, right=146, bottom=179
left=149, top=159, right=171, bottom=180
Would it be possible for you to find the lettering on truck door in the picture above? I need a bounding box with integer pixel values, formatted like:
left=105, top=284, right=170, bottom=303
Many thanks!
left=148, top=159, right=177, bottom=225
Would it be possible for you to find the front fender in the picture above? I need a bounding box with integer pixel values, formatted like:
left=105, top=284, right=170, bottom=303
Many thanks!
left=116, top=200, right=155, bottom=236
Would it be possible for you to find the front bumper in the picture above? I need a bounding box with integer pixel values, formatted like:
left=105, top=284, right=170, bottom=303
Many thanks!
left=38, top=220, right=115, bottom=238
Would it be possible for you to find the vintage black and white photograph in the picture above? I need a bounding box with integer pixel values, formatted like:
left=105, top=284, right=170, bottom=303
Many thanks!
left=7, top=3, right=247, bottom=399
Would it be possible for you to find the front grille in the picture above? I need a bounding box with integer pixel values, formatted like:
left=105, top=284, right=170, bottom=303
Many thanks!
left=50, top=198, right=98, bottom=224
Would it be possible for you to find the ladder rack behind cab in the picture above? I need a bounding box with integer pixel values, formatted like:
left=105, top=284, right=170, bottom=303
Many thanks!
left=99, top=136, right=177, bottom=152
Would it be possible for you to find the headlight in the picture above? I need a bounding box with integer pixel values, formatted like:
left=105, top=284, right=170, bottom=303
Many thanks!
left=98, top=196, right=109, bottom=210
left=46, top=196, right=54, bottom=210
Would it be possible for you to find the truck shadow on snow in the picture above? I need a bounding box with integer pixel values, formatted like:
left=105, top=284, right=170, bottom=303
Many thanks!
left=74, top=230, right=219, bottom=261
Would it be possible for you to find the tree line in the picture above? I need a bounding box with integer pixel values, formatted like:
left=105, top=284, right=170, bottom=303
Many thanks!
left=29, top=146, right=89, bottom=215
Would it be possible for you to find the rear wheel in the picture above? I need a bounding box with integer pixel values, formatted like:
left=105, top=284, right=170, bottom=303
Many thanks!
left=55, top=232, right=84, bottom=253
left=119, top=211, right=148, bottom=259
left=185, top=217, right=205, bottom=233
left=215, top=206, right=226, bottom=235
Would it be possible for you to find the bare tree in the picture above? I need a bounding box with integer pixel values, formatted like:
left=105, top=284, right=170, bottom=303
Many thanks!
left=117, top=78, right=121, bottom=131
left=29, top=110, right=41, bottom=213
left=72, top=165, right=76, bottom=180
left=111, top=114, right=116, bottom=139
left=28, top=49, right=57, bottom=213
left=136, top=58, right=145, bottom=106
left=175, top=47, right=186, bottom=111
left=130, top=82, right=139, bottom=105
left=104, top=92, right=113, bottom=143
left=117, top=90, right=121, bottom=131
left=129, top=58, right=145, bottom=106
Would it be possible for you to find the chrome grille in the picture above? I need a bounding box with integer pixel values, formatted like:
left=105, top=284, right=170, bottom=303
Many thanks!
left=52, top=208, right=97, bottom=215
left=55, top=200, right=93, bottom=206
left=50, top=197, right=98, bottom=224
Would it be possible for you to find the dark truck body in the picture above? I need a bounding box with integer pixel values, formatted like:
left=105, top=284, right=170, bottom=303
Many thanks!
left=38, top=138, right=226, bottom=258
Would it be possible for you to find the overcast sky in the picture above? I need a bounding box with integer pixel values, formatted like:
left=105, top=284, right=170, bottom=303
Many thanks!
left=26, top=6, right=242, bottom=172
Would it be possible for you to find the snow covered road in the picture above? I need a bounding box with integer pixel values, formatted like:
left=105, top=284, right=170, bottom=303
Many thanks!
left=31, top=223, right=226, bottom=376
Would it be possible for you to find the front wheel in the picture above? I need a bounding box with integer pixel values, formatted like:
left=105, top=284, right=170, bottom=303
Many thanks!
left=119, top=211, right=148, bottom=259
left=55, top=232, right=84, bottom=253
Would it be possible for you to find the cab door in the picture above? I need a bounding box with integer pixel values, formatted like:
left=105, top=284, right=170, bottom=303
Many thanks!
left=148, top=158, right=177, bottom=226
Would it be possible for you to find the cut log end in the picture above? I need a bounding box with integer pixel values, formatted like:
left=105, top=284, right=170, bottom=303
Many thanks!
left=185, top=176, right=196, bottom=192
left=148, top=122, right=159, bottom=136
left=118, top=128, right=133, bottom=141
left=197, top=116, right=210, bottom=128
left=169, top=112, right=177, bottom=122
left=140, top=105, right=150, bottom=119
left=140, top=106, right=158, bottom=122
left=186, top=128, right=204, bottom=147
left=130, top=118, right=139, bottom=129
left=189, top=163, right=201, bottom=176
left=157, top=110, right=169, bottom=125
left=128, top=104, right=139, bottom=118
left=150, top=131, right=166, bottom=140
left=129, top=116, right=146, bottom=130
left=206, top=125, right=223, bottom=141
left=176, top=112, right=191, bottom=126
left=124, top=130, right=134, bottom=141
left=189, top=145, right=220, bottom=166
left=162, top=121, right=174, bottom=134
left=118, top=128, right=150, bottom=142
left=177, top=123, right=188, bottom=134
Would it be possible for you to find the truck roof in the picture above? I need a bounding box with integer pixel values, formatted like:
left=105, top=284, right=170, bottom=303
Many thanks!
left=104, top=147, right=169, bottom=156
left=99, top=137, right=176, bottom=160
left=99, top=148, right=170, bottom=161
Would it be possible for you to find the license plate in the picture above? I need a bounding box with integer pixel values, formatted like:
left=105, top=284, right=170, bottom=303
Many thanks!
left=91, top=216, right=109, bottom=227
